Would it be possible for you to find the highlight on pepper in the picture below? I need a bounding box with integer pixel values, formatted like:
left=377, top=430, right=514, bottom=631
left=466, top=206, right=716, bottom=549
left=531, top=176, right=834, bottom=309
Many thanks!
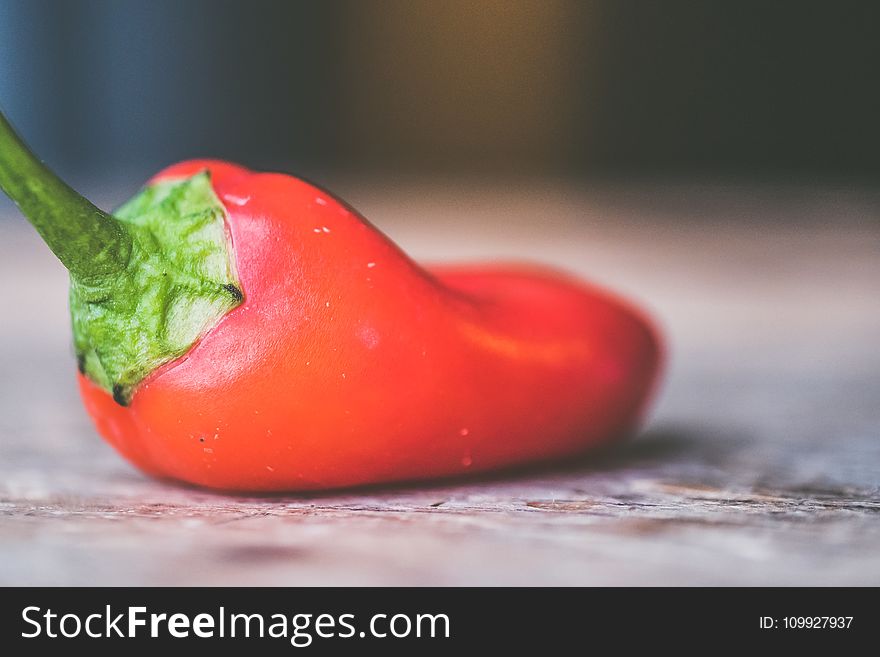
left=0, top=110, right=663, bottom=491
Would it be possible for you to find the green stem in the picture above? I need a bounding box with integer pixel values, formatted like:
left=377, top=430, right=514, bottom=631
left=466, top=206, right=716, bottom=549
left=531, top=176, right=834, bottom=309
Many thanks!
left=0, top=110, right=131, bottom=281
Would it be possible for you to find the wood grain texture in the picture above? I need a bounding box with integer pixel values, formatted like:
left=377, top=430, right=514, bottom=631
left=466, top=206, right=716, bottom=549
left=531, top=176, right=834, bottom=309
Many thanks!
left=1, top=180, right=878, bottom=585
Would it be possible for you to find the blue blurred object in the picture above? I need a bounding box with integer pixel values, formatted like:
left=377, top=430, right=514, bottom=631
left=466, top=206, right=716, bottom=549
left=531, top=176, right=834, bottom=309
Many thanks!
left=0, top=0, right=340, bottom=179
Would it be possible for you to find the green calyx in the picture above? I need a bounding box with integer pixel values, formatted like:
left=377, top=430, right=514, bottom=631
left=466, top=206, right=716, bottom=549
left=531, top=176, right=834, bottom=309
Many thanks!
left=0, top=111, right=242, bottom=405
left=72, top=173, right=243, bottom=404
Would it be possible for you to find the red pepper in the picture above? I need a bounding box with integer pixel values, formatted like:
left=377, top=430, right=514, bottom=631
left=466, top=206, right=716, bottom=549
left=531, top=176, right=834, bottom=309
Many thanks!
left=0, top=114, right=662, bottom=491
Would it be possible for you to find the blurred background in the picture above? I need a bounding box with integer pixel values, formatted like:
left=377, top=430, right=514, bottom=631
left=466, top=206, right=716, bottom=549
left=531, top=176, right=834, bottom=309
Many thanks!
left=1, top=0, right=878, bottom=185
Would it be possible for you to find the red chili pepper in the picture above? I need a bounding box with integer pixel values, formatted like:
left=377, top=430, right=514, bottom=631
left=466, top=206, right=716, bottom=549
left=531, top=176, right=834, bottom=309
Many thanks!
left=0, top=113, right=662, bottom=491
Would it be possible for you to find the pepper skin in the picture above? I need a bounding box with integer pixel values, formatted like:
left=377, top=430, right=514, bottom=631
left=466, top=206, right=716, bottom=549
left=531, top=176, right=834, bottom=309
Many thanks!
left=75, top=160, right=662, bottom=491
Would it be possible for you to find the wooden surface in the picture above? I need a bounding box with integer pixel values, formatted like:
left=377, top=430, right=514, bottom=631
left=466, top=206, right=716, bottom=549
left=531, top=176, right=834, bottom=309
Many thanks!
left=1, top=180, right=879, bottom=586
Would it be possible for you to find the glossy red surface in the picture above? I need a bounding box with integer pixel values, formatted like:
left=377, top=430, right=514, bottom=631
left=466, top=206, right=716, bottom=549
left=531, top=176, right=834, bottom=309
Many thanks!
left=78, top=160, right=662, bottom=491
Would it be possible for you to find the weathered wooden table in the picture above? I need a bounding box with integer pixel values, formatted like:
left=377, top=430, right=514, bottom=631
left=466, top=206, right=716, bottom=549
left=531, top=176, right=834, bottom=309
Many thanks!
left=1, top=180, right=878, bottom=585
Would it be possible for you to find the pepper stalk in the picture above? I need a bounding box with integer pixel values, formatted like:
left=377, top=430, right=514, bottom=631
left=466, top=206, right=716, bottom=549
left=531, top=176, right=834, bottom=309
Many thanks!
left=0, top=109, right=243, bottom=405
left=0, top=111, right=132, bottom=281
